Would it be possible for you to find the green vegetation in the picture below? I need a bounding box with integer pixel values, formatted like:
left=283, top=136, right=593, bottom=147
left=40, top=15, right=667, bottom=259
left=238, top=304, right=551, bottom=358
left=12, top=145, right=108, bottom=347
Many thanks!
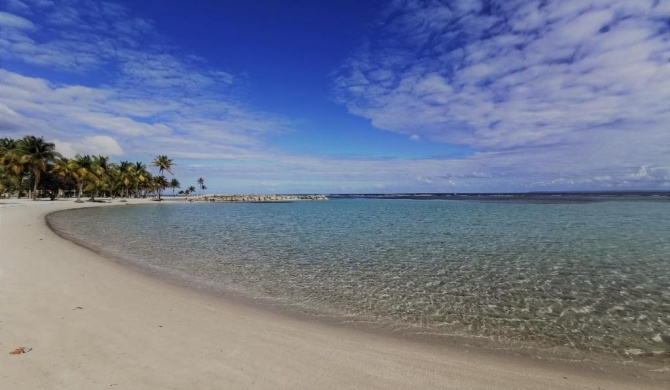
left=169, top=178, right=180, bottom=197
left=0, top=135, right=196, bottom=201
left=197, top=177, right=205, bottom=195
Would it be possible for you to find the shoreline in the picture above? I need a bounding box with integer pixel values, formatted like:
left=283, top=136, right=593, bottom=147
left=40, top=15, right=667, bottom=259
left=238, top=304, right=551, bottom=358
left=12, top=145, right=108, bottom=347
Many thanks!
left=1, top=199, right=667, bottom=389
left=45, top=204, right=670, bottom=373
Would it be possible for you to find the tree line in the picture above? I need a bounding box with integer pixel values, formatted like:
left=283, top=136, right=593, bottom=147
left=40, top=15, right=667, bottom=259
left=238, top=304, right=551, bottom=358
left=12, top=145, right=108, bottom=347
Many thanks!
left=0, top=135, right=206, bottom=201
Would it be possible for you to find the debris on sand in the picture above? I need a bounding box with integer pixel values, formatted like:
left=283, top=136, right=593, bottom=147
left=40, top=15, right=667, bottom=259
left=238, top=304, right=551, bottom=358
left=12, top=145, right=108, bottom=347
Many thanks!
left=9, top=346, right=32, bottom=355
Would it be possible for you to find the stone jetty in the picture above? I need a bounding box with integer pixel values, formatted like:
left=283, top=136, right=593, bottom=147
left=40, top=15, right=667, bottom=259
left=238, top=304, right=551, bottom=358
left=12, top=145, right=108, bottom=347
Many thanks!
left=189, top=194, right=328, bottom=202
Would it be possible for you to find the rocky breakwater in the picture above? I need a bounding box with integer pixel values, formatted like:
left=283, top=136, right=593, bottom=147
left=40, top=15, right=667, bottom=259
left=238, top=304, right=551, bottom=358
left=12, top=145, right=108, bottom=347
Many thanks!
left=190, top=194, right=328, bottom=202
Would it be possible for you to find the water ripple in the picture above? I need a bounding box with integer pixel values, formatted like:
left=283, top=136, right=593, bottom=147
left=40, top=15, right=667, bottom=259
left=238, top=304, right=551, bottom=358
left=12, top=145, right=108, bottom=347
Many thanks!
left=48, top=199, right=670, bottom=363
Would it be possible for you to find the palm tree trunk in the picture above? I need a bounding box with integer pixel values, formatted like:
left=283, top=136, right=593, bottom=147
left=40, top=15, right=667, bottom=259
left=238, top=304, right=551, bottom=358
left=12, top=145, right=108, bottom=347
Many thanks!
left=32, top=169, right=41, bottom=200
left=17, top=172, right=24, bottom=199
left=77, top=182, right=84, bottom=202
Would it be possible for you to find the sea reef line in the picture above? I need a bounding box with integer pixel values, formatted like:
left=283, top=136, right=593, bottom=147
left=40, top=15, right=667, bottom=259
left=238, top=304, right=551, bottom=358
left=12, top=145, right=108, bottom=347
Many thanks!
left=188, top=194, right=328, bottom=202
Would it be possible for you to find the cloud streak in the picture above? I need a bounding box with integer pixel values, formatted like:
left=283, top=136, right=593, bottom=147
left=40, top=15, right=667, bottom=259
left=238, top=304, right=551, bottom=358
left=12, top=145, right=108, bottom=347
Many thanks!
left=335, top=0, right=670, bottom=189
left=0, top=0, right=289, bottom=163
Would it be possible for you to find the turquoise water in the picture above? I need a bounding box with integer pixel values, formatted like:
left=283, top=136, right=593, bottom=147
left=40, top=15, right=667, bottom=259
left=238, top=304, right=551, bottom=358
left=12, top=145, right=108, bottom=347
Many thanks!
left=48, top=199, right=670, bottom=363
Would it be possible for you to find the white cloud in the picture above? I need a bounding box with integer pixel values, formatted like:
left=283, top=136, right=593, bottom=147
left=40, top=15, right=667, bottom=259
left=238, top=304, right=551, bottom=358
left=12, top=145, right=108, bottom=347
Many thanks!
left=0, top=68, right=289, bottom=161
left=0, top=11, right=35, bottom=29
left=1, top=0, right=668, bottom=193
left=0, top=103, right=25, bottom=130
left=334, top=0, right=670, bottom=189
left=0, top=0, right=234, bottom=94
left=54, top=135, right=123, bottom=158
left=0, top=0, right=289, bottom=166
left=532, top=165, right=670, bottom=189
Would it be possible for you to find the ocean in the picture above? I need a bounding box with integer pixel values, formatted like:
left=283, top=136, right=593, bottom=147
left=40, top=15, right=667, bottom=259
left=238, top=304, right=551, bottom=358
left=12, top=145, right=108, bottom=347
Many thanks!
left=47, top=197, right=670, bottom=365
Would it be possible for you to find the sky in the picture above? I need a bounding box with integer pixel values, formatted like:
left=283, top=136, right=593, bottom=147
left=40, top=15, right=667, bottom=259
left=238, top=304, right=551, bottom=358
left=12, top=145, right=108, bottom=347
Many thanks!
left=0, top=0, right=669, bottom=193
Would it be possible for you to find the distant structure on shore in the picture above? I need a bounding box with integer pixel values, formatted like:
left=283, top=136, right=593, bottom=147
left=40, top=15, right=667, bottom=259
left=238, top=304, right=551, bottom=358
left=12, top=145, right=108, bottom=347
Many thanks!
left=190, top=194, right=328, bottom=203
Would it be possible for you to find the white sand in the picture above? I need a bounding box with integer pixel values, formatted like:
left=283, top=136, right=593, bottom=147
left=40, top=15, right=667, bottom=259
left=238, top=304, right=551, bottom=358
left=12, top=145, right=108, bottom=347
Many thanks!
left=0, top=199, right=666, bottom=389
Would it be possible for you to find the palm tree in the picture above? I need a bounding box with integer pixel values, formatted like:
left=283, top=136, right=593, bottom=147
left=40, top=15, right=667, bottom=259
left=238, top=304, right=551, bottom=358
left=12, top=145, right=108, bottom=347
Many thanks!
left=40, top=162, right=70, bottom=200
left=142, top=171, right=154, bottom=198
left=15, top=136, right=61, bottom=200
left=0, top=135, right=188, bottom=201
left=132, top=162, right=148, bottom=198
left=0, top=165, right=12, bottom=196
left=88, top=155, right=110, bottom=201
left=170, top=178, right=180, bottom=197
left=0, top=138, right=17, bottom=166
left=152, top=155, right=174, bottom=176
left=197, top=177, right=205, bottom=195
left=71, top=154, right=98, bottom=202
left=0, top=138, right=16, bottom=156
left=153, top=175, right=170, bottom=200
left=52, top=157, right=77, bottom=198
left=117, top=160, right=133, bottom=200
left=187, top=185, right=196, bottom=195
left=106, top=162, right=123, bottom=199
left=0, top=138, right=24, bottom=198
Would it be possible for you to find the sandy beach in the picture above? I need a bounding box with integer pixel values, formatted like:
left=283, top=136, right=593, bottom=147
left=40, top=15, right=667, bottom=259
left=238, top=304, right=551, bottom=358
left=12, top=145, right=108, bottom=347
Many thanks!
left=0, top=199, right=666, bottom=389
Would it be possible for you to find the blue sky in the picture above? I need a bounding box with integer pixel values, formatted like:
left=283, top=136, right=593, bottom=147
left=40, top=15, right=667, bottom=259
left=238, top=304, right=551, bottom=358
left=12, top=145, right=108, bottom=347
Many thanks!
left=1, top=0, right=669, bottom=193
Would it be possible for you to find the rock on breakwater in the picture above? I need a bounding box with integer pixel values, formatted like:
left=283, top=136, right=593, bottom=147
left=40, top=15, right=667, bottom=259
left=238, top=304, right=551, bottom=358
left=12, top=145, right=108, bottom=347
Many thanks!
left=189, top=194, right=328, bottom=202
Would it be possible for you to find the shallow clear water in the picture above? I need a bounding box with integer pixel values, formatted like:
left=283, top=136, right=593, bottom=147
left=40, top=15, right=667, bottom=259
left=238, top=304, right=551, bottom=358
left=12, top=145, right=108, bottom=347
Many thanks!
left=48, top=199, right=670, bottom=362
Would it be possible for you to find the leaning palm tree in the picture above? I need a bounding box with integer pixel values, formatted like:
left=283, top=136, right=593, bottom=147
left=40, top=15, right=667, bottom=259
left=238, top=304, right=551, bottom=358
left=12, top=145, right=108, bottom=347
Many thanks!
left=197, top=177, right=205, bottom=195
left=152, top=155, right=174, bottom=176
left=15, top=136, right=61, bottom=200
